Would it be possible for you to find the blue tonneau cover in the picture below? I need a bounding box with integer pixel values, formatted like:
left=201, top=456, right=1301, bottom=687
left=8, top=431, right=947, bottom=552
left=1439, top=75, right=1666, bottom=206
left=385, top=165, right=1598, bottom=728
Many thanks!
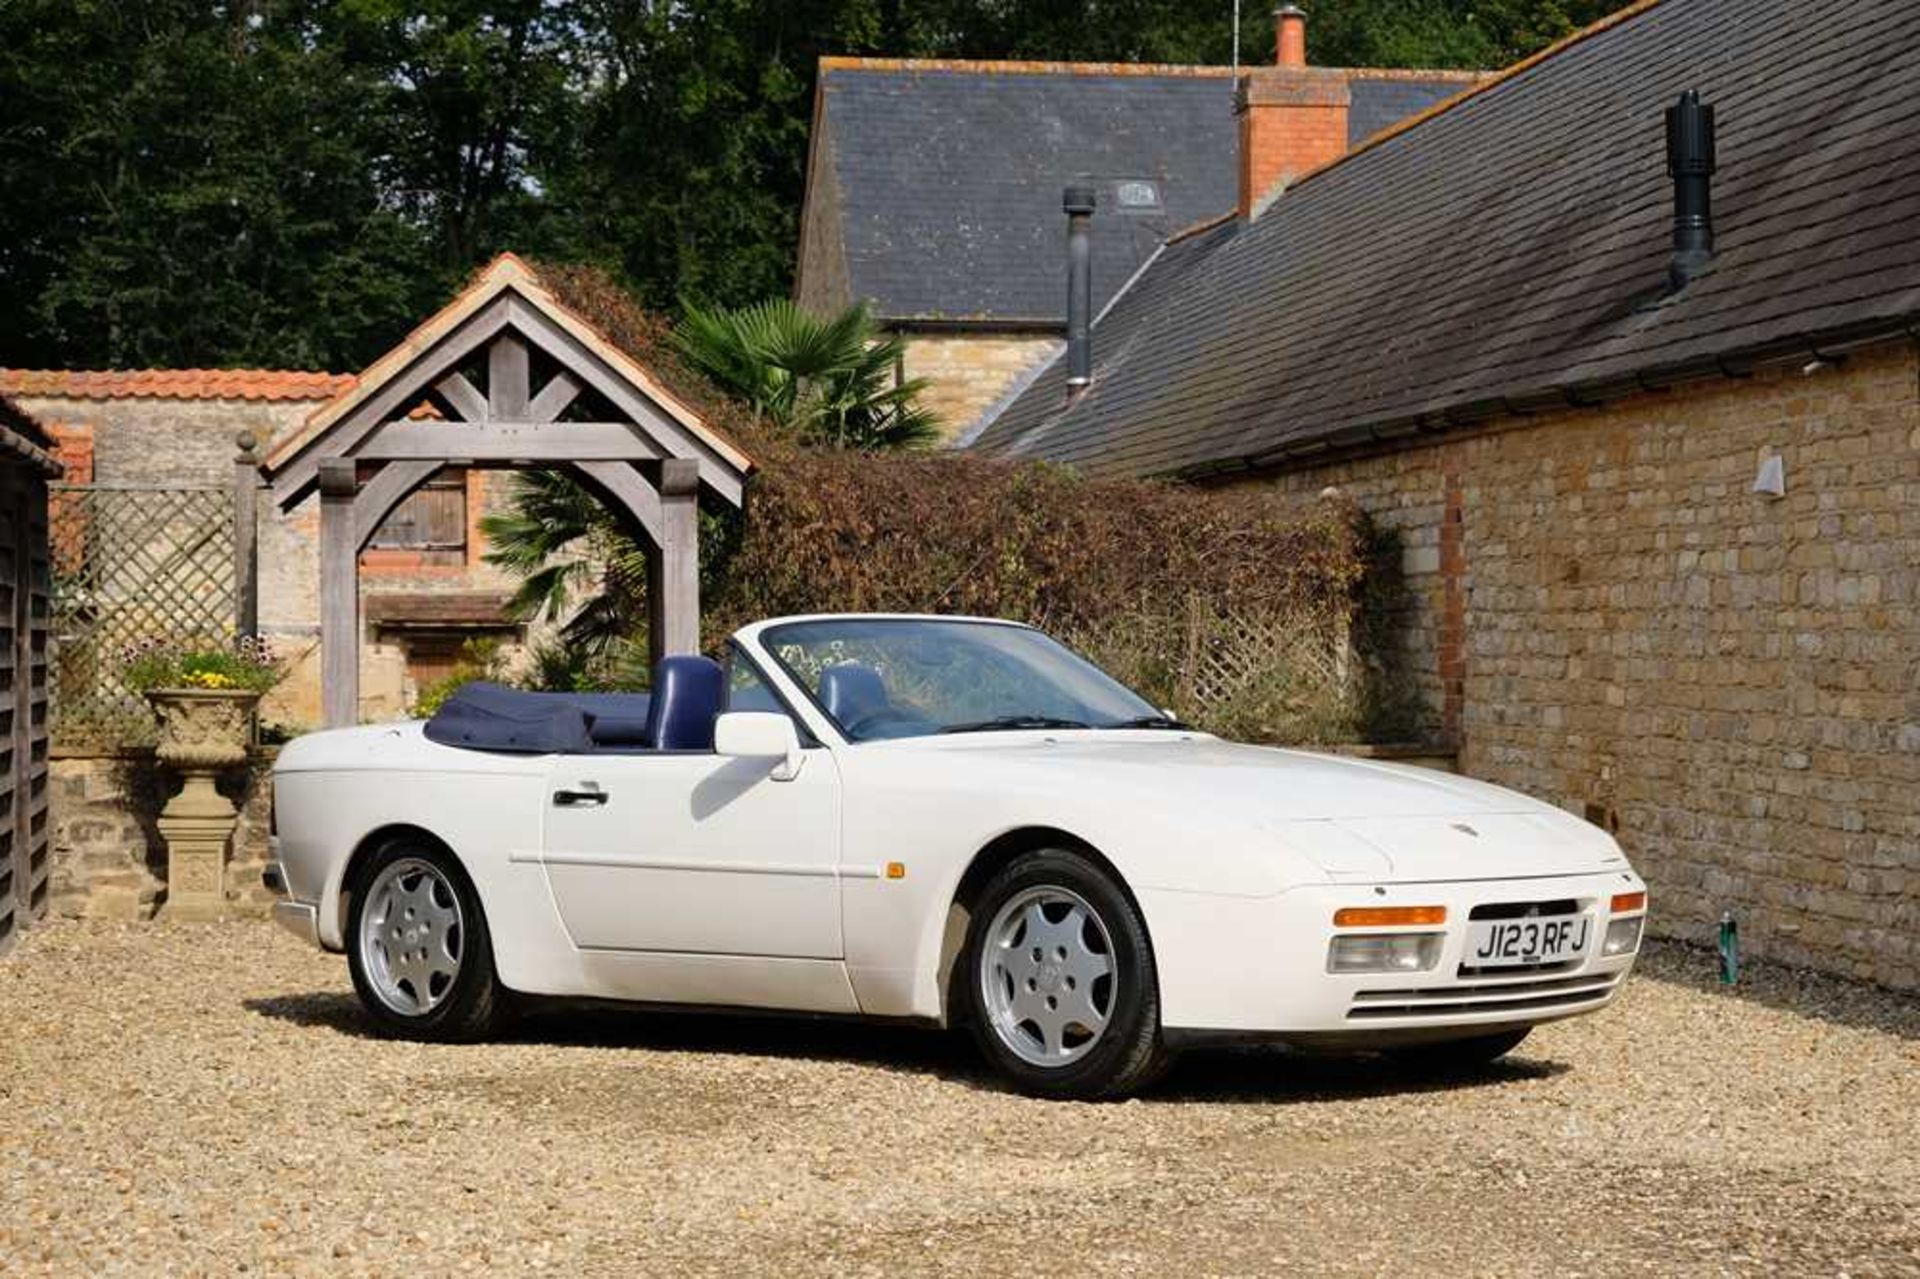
left=422, top=682, right=652, bottom=753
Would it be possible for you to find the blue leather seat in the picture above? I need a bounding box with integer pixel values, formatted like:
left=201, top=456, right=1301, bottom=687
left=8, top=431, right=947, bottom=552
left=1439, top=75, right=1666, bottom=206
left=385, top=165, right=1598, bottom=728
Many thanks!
left=644, top=655, right=725, bottom=751
left=820, top=663, right=889, bottom=726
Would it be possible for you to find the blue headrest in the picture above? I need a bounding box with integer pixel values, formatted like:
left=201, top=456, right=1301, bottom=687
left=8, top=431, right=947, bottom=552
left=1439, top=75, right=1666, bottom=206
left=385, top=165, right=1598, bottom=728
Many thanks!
left=820, top=663, right=888, bottom=725
left=644, top=655, right=725, bottom=751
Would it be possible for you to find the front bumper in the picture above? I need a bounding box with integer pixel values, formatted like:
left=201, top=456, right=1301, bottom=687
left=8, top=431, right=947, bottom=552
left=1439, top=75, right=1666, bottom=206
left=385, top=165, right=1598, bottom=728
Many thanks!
left=1143, top=868, right=1646, bottom=1040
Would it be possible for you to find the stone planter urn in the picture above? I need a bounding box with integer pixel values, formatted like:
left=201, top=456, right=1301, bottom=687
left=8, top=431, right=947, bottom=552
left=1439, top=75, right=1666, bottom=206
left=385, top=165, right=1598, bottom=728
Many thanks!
left=146, top=688, right=261, bottom=921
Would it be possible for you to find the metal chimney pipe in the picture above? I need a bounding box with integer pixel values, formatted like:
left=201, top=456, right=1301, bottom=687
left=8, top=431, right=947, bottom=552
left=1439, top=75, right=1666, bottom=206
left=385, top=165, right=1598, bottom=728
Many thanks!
left=1064, top=185, right=1096, bottom=396
left=1665, top=89, right=1716, bottom=289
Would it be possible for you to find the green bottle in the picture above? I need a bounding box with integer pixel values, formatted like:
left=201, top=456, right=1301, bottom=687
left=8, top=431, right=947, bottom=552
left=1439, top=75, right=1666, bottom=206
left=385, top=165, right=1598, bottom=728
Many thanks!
left=1717, top=911, right=1739, bottom=985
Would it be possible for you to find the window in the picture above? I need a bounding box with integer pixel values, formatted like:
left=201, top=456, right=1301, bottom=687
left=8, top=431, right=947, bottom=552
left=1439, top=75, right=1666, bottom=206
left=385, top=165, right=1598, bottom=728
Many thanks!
left=1112, top=179, right=1163, bottom=214
left=725, top=645, right=816, bottom=745
left=365, top=469, right=467, bottom=565
left=762, top=617, right=1162, bottom=741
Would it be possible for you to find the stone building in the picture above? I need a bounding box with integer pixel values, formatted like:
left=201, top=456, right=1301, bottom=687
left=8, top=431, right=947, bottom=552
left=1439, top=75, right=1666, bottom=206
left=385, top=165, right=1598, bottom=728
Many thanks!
left=974, top=0, right=1920, bottom=989
left=1, top=371, right=531, bottom=921
left=0, top=368, right=533, bottom=728
left=794, top=10, right=1480, bottom=441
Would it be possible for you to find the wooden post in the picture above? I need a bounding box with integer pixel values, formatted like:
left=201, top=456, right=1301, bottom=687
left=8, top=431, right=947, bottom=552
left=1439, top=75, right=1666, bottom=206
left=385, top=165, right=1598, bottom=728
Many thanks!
left=651, top=458, right=701, bottom=664
left=488, top=333, right=530, bottom=420
left=232, top=431, right=260, bottom=638
left=318, top=458, right=359, bottom=728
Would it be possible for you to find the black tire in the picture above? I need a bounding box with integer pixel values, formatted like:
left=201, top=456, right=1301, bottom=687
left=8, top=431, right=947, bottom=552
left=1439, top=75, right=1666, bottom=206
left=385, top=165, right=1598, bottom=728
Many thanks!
left=961, top=849, right=1171, bottom=1100
left=1391, top=1027, right=1531, bottom=1071
left=345, top=837, right=506, bottom=1042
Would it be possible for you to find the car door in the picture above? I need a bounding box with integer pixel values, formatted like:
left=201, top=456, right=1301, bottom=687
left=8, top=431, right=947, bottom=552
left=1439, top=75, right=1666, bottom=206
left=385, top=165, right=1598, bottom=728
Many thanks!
left=540, top=671, right=843, bottom=959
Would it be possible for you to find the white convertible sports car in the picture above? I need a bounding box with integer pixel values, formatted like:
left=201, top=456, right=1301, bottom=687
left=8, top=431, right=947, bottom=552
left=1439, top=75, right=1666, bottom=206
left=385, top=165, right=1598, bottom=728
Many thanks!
left=268, top=613, right=1646, bottom=1098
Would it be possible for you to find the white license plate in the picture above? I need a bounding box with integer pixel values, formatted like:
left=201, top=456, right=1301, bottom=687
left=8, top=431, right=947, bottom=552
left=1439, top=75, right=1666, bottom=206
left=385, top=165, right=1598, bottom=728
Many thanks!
left=1465, top=915, right=1591, bottom=967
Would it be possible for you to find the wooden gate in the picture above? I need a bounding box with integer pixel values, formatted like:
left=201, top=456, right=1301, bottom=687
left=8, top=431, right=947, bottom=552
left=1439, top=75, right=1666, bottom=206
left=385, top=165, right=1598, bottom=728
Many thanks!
left=1, top=440, right=55, bottom=955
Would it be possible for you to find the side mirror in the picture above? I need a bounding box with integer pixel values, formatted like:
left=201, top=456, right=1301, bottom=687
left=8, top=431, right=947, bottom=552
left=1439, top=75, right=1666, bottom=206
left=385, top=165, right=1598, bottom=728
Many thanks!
left=713, top=711, right=804, bottom=782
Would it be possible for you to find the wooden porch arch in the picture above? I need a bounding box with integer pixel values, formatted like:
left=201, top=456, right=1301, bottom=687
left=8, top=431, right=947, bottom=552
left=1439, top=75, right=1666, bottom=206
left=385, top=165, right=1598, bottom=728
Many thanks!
left=261, top=255, right=751, bottom=727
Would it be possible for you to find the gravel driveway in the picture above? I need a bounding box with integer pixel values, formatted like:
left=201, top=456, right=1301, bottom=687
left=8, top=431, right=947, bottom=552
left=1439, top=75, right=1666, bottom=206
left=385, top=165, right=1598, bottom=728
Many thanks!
left=2, top=920, right=1914, bottom=1275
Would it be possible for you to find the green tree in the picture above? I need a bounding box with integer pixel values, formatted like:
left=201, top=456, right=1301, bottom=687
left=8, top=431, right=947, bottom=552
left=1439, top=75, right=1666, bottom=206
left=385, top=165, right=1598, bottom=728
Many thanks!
left=672, top=299, right=939, bottom=450
left=0, top=0, right=433, bottom=367
left=478, top=464, right=650, bottom=660
left=0, top=0, right=1614, bottom=370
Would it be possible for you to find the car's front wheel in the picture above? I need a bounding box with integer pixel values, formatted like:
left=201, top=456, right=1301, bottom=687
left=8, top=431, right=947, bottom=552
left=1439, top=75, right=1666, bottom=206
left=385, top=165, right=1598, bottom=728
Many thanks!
left=962, top=849, right=1170, bottom=1099
left=346, top=838, right=504, bottom=1042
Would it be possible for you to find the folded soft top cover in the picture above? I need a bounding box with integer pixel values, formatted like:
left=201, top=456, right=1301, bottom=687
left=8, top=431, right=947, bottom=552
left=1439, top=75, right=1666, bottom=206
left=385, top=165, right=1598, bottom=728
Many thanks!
left=423, top=682, right=652, bottom=753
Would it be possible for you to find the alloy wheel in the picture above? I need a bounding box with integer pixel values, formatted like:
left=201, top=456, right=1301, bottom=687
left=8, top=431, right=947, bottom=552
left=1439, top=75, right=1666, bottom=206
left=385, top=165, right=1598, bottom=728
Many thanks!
left=978, top=885, right=1117, bottom=1067
left=358, top=857, right=464, bottom=1015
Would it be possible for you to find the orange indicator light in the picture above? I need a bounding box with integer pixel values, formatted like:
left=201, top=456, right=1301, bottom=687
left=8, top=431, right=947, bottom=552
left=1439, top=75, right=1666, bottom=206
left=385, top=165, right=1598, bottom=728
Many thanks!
left=885, top=862, right=906, bottom=880
left=1611, top=891, right=1647, bottom=913
left=1333, top=905, right=1447, bottom=927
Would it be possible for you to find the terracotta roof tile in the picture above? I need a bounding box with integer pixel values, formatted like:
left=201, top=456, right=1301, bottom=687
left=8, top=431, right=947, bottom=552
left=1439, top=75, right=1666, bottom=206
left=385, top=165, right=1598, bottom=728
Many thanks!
left=0, top=368, right=354, bottom=403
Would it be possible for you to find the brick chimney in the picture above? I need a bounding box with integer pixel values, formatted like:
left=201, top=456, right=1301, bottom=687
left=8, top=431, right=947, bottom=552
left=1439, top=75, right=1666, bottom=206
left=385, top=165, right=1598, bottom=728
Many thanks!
left=1237, top=5, right=1349, bottom=218
left=1274, top=3, right=1307, bottom=66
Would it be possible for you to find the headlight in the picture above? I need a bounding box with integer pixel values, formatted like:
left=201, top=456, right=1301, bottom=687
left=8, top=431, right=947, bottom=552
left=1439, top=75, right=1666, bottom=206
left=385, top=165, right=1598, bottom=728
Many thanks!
left=1327, top=932, right=1443, bottom=974
left=1602, top=915, right=1644, bottom=956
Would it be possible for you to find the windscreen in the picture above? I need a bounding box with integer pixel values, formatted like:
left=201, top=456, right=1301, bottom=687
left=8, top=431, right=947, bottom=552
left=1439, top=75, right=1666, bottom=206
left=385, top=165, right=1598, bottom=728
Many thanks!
left=762, top=618, right=1164, bottom=742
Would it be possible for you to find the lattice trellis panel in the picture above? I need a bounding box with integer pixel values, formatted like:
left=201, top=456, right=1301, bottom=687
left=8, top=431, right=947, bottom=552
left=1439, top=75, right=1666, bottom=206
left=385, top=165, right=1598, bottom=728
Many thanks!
left=1066, top=597, right=1357, bottom=745
left=49, top=485, right=235, bottom=745
left=1182, top=606, right=1351, bottom=710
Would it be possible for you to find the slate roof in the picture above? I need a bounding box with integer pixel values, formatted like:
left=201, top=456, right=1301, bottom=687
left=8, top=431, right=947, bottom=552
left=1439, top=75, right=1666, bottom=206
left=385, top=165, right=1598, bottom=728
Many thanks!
left=971, top=0, right=1920, bottom=477
left=0, top=368, right=353, bottom=402
left=804, top=58, right=1479, bottom=326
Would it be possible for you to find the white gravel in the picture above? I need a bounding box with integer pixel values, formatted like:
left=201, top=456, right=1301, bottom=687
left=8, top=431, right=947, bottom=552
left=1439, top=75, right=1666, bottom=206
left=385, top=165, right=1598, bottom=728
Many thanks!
left=1, top=920, right=1915, bottom=1275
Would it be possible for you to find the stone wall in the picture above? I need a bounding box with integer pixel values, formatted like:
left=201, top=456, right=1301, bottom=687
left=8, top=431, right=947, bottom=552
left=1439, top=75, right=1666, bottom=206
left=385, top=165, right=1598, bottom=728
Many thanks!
left=1227, top=337, right=1920, bottom=989
left=49, top=750, right=275, bottom=921
left=899, top=332, right=1062, bottom=444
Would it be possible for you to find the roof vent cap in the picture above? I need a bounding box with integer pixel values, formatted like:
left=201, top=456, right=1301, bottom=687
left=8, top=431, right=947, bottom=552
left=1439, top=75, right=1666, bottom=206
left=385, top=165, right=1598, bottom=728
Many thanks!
left=1665, top=89, right=1717, bottom=290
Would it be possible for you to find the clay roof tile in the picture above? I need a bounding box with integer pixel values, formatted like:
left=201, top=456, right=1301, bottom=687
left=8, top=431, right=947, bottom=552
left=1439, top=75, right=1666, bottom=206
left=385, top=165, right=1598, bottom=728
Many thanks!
left=0, top=368, right=354, bottom=402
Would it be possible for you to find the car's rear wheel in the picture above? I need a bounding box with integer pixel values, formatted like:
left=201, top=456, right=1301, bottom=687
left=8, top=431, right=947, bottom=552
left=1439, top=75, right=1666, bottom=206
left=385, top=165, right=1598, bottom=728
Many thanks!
left=346, top=838, right=504, bottom=1042
left=963, top=849, right=1170, bottom=1099
left=1391, top=1027, right=1531, bottom=1071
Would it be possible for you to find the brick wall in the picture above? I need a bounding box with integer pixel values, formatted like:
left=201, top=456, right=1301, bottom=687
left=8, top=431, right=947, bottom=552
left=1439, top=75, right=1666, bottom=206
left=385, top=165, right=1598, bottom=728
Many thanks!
left=899, top=332, right=1063, bottom=443
left=1228, top=338, right=1920, bottom=989
left=1237, top=68, right=1349, bottom=217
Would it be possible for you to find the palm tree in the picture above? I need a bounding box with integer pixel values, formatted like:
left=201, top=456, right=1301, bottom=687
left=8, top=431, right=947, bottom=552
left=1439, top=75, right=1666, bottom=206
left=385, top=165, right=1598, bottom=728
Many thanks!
left=480, top=467, right=650, bottom=668
left=483, top=298, right=937, bottom=669
left=672, top=298, right=940, bottom=450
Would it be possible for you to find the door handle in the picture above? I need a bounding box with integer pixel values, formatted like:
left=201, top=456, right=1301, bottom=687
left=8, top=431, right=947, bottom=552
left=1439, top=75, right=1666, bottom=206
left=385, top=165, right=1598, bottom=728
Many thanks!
left=552, top=783, right=608, bottom=807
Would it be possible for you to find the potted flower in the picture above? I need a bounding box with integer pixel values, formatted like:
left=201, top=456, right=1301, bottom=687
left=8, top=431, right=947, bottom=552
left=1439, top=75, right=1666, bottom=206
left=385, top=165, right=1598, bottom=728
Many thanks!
left=122, top=636, right=286, bottom=920
left=122, top=636, right=284, bottom=770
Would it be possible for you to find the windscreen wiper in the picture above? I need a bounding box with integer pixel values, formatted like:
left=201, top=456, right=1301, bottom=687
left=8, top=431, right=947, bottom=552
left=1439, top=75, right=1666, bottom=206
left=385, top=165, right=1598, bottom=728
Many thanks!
left=1101, top=714, right=1193, bottom=730
left=940, top=715, right=1091, bottom=734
